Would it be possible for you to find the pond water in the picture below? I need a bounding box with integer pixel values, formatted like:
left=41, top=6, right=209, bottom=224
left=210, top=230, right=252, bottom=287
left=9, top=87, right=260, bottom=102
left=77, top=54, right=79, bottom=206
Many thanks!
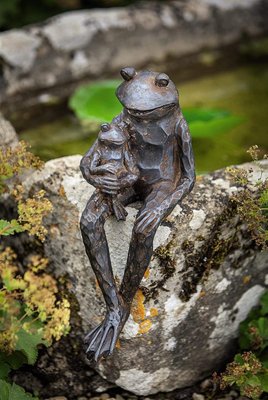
left=20, top=64, right=268, bottom=174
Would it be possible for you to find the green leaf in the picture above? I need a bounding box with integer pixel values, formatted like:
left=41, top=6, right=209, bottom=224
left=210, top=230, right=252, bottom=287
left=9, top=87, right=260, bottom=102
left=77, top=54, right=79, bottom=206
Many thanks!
left=260, top=290, right=268, bottom=315
left=0, top=351, right=28, bottom=370
left=247, top=374, right=261, bottom=387
left=234, top=353, right=244, bottom=365
left=183, top=108, right=230, bottom=123
left=0, top=379, right=9, bottom=400
left=0, top=220, right=23, bottom=236
left=239, top=320, right=252, bottom=349
left=15, top=329, right=44, bottom=365
left=69, top=80, right=123, bottom=122
left=0, top=363, right=10, bottom=380
left=188, top=115, right=244, bottom=138
left=258, top=372, right=268, bottom=391
left=0, top=380, right=38, bottom=400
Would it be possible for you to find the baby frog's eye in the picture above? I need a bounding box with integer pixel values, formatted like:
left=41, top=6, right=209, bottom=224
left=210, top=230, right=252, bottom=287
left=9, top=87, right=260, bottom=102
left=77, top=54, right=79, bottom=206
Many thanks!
left=100, top=123, right=110, bottom=132
left=155, top=73, right=169, bottom=87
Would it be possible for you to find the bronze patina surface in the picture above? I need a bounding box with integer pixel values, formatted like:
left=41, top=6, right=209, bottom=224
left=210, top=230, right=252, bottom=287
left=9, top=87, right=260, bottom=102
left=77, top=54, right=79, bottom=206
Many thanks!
left=80, top=68, right=195, bottom=362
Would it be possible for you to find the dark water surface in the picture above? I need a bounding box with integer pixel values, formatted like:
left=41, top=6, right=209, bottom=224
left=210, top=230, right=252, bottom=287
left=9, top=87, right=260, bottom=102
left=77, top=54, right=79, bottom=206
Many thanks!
left=20, top=64, right=268, bottom=174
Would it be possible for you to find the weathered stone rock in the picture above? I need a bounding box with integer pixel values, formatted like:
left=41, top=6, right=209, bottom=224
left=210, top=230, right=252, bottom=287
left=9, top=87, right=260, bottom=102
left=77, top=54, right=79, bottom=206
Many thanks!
left=19, top=155, right=267, bottom=395
left=0, top=114, right=18, bottom=147
left=0, top=0, right=267, bottom=113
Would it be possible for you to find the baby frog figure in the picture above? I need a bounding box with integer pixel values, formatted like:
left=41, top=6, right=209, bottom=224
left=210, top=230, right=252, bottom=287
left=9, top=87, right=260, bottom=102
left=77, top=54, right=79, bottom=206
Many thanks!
left=88, top=122, right=139, bottom=221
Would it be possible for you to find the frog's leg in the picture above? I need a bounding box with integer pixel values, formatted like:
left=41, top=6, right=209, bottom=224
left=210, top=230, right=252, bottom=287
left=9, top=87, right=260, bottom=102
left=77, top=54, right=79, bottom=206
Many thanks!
left=119, top=181, right=176, bottom=308
left=80, top=189, right=134, bottom=361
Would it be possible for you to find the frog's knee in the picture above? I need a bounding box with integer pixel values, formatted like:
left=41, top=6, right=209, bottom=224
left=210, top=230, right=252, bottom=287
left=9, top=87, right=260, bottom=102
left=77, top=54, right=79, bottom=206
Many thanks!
left=133, top=214, right=156, bottom=238
left=80, top=210, right=100, bottom=234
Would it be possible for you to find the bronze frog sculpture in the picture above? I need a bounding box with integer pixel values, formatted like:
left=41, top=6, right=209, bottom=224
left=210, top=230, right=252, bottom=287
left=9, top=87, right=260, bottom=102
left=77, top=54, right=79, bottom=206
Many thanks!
left=80, top=67, right=195, bottom=362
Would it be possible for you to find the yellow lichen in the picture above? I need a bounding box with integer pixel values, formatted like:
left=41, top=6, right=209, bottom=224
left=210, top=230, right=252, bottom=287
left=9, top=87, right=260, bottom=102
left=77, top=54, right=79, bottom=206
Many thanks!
left=143, top=268, right=150, bottom=279
left=150, top=307, right=158, bottom=317
left=59, top=185, right=66, bottom=196
left=138, top=319, right=152, bottom=334
left=130, top=289, right=145, bottom=323
left=243, top=276, right=251, bottom=284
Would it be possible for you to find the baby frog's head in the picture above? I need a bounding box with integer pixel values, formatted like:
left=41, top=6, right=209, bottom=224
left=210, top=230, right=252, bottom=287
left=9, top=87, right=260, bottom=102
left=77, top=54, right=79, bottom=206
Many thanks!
left=98, top=123, right=127, bottom=147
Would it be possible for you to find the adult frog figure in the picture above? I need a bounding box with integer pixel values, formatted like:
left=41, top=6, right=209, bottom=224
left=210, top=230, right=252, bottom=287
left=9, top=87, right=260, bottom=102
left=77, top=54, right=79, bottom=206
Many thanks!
left=80, top=67, right=195, bottom=362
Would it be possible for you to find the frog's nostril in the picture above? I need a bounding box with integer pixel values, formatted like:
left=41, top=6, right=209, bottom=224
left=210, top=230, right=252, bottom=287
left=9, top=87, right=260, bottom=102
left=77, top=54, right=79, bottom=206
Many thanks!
left=120, top=67, right=136, bottom=81
left=101, top=123, right=110, bottom=132
left=155, top=73, right=169, bottom=87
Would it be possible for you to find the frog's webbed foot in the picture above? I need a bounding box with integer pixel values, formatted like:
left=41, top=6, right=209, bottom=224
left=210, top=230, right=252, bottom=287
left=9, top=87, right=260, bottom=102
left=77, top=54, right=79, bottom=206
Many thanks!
left=85, top=308, right=128, bottom=362
left=112, top=200, right=128, bottom=221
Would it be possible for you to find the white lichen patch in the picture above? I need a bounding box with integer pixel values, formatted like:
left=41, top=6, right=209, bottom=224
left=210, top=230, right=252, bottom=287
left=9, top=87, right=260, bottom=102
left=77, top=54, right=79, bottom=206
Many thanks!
left=164, top=337, right=177, bottom=351
left=121, top=314, right=140, bottom=339
left=189, top=209, right=206, bottom=230
left=209, top=285, right=266, bottom=349
left=163, top=290, right=202, bottom=337
left=212, top=178, right=237, bottom=194
left=214, top=278, right=231, bottom=293
left=115, top=367, right=170, bottom=395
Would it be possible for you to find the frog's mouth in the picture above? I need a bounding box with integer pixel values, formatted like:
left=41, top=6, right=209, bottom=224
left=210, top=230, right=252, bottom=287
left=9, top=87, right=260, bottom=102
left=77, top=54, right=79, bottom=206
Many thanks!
left=126, top=103, right=176, bottom=118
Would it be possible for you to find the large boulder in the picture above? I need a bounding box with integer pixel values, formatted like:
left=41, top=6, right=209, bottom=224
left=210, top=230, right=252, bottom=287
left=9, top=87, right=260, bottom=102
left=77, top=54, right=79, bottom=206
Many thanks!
left=19, top=155, right=268, bottom=396
left=0, top=114, right=19, bottom=147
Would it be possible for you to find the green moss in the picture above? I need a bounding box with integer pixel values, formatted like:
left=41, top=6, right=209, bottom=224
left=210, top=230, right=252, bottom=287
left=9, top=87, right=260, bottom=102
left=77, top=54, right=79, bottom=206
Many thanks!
left=141, top=241, right=176, bottom=303
left=141, top=195, right=258, bottom=303
left=58, top=273, right=81, bottom=325
left=178, top=198, right=258, bottom=302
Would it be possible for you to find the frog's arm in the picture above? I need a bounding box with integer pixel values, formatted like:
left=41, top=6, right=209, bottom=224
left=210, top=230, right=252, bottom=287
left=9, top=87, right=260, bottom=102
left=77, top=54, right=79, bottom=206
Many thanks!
left=80, top=140, right=98, bottom=185
left=176, top=115, right=196, bottom=193
left=88, top=150, right=105, bottom=175
left=157, top=115, right=195, bottom=212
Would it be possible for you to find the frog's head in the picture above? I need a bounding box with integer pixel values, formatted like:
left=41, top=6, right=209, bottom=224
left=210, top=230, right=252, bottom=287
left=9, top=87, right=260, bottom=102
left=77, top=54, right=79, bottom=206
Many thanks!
left=116, top=67, right=179, bottom=119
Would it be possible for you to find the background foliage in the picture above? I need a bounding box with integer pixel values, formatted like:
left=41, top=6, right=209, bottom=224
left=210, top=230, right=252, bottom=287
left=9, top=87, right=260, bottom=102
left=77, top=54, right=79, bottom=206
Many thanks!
left=0, top=141, right=70, bottom=399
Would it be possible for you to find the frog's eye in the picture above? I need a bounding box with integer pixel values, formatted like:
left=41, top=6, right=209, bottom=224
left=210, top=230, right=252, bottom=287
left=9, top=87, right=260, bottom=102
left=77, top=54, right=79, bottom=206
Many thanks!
left=155, top=73, right=169, bottom=87
left=101, top=123, right=110, bottom=132
left=120, top=67, right=136, bottom=81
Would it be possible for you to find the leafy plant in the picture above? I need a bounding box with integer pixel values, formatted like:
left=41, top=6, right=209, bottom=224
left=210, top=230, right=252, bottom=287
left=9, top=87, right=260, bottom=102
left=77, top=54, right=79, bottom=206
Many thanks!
left=0, top=379, right=38, bottom=400
left=218, top=352, right=267, bottom=400
left=239, top=290, right=268, bottom=366
left=68, top=80, right=243, bottom=138
left=0, top=141, right=53, bottom=241
left=226, top=145, right=268, bottom=250
left=0, top=141, right=70, bottom=399
left=214, top=290, right=268, bottom=399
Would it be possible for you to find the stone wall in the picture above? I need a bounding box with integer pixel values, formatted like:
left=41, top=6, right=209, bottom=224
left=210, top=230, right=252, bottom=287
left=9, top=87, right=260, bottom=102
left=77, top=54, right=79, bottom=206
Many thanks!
left=1, top=0, right=267, bottom=115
